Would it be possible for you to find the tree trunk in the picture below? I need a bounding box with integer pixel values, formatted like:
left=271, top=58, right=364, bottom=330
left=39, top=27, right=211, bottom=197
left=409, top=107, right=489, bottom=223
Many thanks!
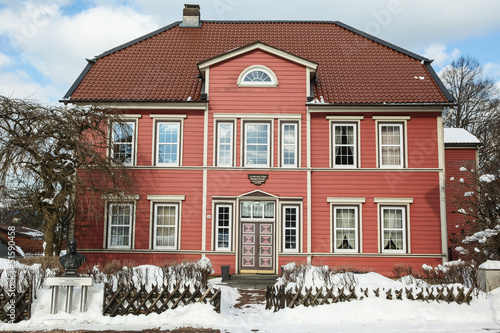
left=42, top=207, right=58, bottom=256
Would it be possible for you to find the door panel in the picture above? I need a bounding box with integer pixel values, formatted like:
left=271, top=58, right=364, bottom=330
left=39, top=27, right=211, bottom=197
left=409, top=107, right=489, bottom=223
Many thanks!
left=240, top=222, right=274, bottom=272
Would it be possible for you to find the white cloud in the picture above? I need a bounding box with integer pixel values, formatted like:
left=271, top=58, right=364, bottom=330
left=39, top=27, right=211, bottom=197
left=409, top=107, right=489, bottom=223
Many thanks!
left=423, top=44, right=460, bottom=67
left=0, top=69, right=59, bottom=102
left=0, top=2, right=158, bottom=102
left=1, top=0, right=500, bottom=104
left=0, top=52, right=10, bottom=67
left=484, top=62, right=500, bottom=80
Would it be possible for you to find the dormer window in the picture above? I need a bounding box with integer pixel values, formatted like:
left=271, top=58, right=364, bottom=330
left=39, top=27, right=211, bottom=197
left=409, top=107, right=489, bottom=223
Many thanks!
left=238, top=65, right=278, bottom=87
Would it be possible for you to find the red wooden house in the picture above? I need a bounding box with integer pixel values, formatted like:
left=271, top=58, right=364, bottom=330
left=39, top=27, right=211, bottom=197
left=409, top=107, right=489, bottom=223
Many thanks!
left=63, top=5, right=473, bottom=276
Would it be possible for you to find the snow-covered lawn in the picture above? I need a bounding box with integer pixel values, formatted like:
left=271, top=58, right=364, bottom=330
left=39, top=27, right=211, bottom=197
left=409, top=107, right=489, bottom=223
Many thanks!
left=1, top=259, right=500, bottom=332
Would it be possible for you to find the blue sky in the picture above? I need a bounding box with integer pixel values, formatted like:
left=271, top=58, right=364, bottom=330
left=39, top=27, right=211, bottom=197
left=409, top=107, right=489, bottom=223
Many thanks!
left=0, top=0, right=499, bottom=104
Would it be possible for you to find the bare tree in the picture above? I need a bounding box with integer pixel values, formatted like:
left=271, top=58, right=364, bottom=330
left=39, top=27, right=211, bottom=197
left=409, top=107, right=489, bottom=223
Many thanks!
left=440, top=55, right=500, bottom=172
left=0, top=96, right=133, bottom=256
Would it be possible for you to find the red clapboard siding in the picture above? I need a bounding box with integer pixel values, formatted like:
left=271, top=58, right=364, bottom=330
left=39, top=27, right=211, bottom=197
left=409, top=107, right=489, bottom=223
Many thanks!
left=208, top=49, right=308, bottom=168
left=310, top=171, right=442, bottom=254
left=310, top=112, right=440, bottom=169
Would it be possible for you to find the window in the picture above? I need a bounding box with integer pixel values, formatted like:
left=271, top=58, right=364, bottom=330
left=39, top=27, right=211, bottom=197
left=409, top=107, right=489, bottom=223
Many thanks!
left=111, top=121, right=135, bottom=165
left=281, top=122, right=298, bottom=167
left=381, top=207, right=406, bottom=252
left=108, top=203, right=133, bottom=248
left=283, top=205, right=298, bottom=252
left=332, top=123, right=356, bottom=168
left=243, top=69, right=272, bottom=83
left=153, top=203, right=178, bottom=249
left=241, top=201, right=275, bottom=219
left=244, top=122, right=270, bottom=167
left=333, top=206, right=358, bottom=252
left=379, top=123, right=404, bottom=168
left=156, top=122, right=180, bottom=166
left=217, top=122, right=234, bottom=167
left=237, top=65, right=278, bottom=87
left=215, top=205, right=232, bottom=251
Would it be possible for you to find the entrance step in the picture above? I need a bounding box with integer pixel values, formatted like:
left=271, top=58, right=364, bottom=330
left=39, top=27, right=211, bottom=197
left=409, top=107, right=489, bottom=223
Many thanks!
left=227, top=274, right=280, bottom=290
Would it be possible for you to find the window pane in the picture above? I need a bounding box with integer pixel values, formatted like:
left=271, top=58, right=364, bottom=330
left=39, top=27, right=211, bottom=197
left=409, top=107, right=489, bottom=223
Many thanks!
left=252, top=202, right=263, bottom=218
left=155, top=205, right=177, bottom=248
left=382, top=208, right=404, bottom=251
left=109, top=204, right=132, bottom=247
left=246, top=123, right=269, bottom=166
left=112, top=122, right=134, bottom=164
left=216, top=206, right=231, bottom=249
left=218, top=123, right=233, bottom=166
left=334, top=207, right=357, bottom=251
left=380, top=124, right=402, bottom=167
left=264, top=202, right=275, bottom=218
left=284, top=206, right=298, bottom=250
left=158, top=123, right=179, bottom=165
left=241, top=202, right=251, bottom=218
left=156, top=226, right=175, bottom=247
left=243, top=70, right=272, bottom=82
left=282, top=123, right=296, bottom=166
left=333, top=124, right=355, bottom=166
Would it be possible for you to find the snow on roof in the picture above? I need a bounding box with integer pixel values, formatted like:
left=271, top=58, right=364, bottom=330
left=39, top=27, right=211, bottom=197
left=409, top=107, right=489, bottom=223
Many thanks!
left=444, top=128, right=481, bottom=145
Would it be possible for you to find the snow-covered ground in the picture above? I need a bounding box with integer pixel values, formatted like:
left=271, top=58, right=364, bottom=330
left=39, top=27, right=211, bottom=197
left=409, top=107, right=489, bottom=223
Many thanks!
left=1, top=258, right=500, bottom=332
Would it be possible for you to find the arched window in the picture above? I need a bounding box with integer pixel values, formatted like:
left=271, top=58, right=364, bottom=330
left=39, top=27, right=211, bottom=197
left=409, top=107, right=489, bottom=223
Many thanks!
left=237, top=65, right=278, bottom=87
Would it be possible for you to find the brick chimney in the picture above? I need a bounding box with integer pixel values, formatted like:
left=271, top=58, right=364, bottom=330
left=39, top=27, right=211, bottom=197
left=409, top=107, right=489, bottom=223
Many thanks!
left=180, top=4, right=200, bottom=28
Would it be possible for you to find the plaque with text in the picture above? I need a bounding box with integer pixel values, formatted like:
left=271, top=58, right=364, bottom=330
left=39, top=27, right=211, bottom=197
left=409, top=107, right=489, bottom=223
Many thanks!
left=248, top=174, right=269, bottom=186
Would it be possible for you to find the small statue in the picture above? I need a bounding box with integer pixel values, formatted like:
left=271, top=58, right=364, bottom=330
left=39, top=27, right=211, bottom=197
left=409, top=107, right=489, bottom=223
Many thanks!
left=59, top=238, right=86, bottom=276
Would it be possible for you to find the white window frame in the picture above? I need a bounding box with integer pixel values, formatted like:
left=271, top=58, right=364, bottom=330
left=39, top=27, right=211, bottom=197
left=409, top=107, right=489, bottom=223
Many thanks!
left=327, top=116, right=363, bottom=169
left=107, top=202, right=134, bottom=249
left=155, top=121, right=181, bottom=166
left=333, top=206, right=359, bottom=253
left=380, top=206, right=407, bottom=253
left=147, top=195, right=185, bottom=250
left=327, top=197, right=365, bottom=253
left=215, top=204, right=233, bottom=251
left=281, top=122, right=298, bottom=168
left=110, top=120, right=137, bottom=166
left=244, top=122, right=271, bottom=167
left=216, top=121, right=234, bottom=167
left=237, top=65, right=278, bottom=87
left=282, top=205, right=299, bottom=253
left=373, top=116, right=409, bottom=169
left=378, top=123, right=404, bottom=168
left=332, top=123, right=357, bottom=168
left=153, top=203, right=179, bottom=250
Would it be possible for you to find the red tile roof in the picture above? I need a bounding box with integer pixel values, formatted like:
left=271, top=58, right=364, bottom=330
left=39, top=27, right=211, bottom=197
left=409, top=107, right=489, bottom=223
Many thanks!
left=65, top=21, right=453, bottom=105
left=0, top=229, right=44, bottom=256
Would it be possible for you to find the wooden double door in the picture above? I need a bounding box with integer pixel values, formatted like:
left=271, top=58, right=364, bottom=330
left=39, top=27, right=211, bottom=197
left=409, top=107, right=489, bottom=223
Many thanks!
left=239, top=221, right=274, bottom=273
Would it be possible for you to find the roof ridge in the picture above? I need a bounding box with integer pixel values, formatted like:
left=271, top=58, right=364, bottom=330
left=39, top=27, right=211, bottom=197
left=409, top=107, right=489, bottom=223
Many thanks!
left=95, top=21, right=181, bottom=59
left=201, top=20, right=429, bottom=62
left=332, top=21, right=428, bottom=62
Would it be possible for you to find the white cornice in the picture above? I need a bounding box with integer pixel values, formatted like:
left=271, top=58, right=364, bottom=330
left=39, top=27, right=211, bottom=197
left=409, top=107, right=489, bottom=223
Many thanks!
left=76, top=102, right=207, bottom=110
left=327, top=197, right=366, bottom=204
left=308, top=105, right=444, bottom=113
left=374, top=197, right=414, bottom=204
left=214, top=113, right=302, bottom=120
left=147, top=195, right=186, bottom=201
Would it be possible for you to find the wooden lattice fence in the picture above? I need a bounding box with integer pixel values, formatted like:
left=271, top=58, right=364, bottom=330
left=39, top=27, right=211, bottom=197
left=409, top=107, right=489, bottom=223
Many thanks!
left=266, top=285, right=475, bottom=312
left=103, top=283, right=220, bottom=316
left=0, top=286, right=32, bottom=323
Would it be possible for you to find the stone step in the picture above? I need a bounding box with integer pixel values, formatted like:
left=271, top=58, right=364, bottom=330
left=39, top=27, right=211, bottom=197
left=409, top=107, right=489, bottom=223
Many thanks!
left=226, top=274, right=280, bottom=290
